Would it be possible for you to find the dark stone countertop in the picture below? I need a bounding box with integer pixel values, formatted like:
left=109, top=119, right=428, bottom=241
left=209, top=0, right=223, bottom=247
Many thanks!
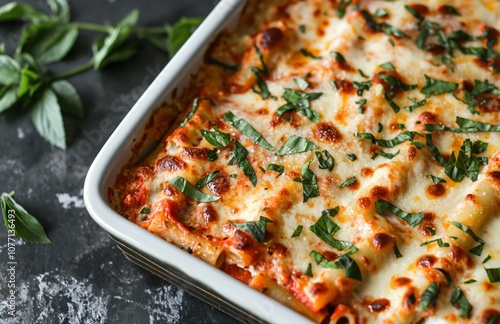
left=0, top=0, right=235, bottom=322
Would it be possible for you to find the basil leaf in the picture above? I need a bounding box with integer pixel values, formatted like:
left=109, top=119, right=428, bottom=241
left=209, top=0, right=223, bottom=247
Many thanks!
left=382, top=89, right=401, bottom=113
left=207, top=149, right=218, bottom=162
left=330, top=51, right=346, bottom=64
left=322, top=206, right=339, bottom=217
left=92, top=10, right=139, bottom=69
left=0, top=86, right=19, bottom=114
left=300, top=48, right=322, bottom=59
left=442, top=5, right=461, bottom=16
left=359, top=131, right=419, bottom=148
left=310, top=249, right=362, bottom=281
left=426, top=174, right=446, bottom=184
left=232, top=216, right=272, bottom=243
left=299, top=25, right=306, bottom=33
left=166, top=17, right=203, bottom=56
left=420, top=75, right=459, bottom=97
left=419, top=282, right=440, bottom=310
left=355, top=98, right=367, bottom=114
left=462, top=80, right=500, bottom=114
left=169, top=176, right=220, bottom=202
left=140, top=207, right=150, bottom=214
left=266, top=163, right=284, bottom=177
left=253, top=43, right=268, bottom=75
left=30, top=88, right=66, bottom=149
left=404, top=97, right=426, bottom=112
left=375, top=198, right=424, bottom=227
left=251, top=67, right=270, bottom=99
left=405, top=5, right=424, bottom=24
left=47, top=0, right=70, bottom=22
left=277, top=88, right=322, bottom=122
left=335, top=0, right=352, bottom=18
left=436, top=268, right=452, bottom=287
left=358, top=69, right=369, bottom=79
left=315, top=150, right=334, bottom=171
left=346, top=154, right=357, bottom=161
left=301, top=160, right=319, bottom=202
left=451, top=221, right=486, bottom=256
left=371, top=149, right=400, bottom=160
left=0, top=54, right=21, bottom=85
left=485, top=268, right=500, bottom=283
left=228, top=141, right=257, bottom=186
left=223, top=111, right=274, bottom=151
left=375, top=8, right=389, bottom=18
left=18, top=67, right=40, bottom=98
left=51, top=80, right=84, bottom=118
left=420, top=238, right=450, bottom=248
left=450, top=286, right=472, bottom=318
left=378, top=73, right=417, bottom=97
left=353, top=80, right=372, bottom=96
left=201, top=128, right=231, bottom=148
left=394, top=243, right=403, bottom=258
left=275, top=135, right=317, bottom=156
left=377, top=123, right=383, bottom=133
left=291, top=225, right=303, bottom=238
left=1, top=192, right=51, bottom=244
left=339, top=177, right=357, bottom=188
left=0, top=2, right=48, bottom=22
left=309, top=215, right=352, bottom=250
left=195, top=170, right=220, bottom=189
left=483, top=255, right=492, bottom=264
left=380, top=22, right=408, bottom=38
left=180, top=96, right=214, bottom=127
left=294, top=77, right=309, bottom=90
left=304, top=263, right=313, bottom=277
left=463, top=279, right=476, bottom=284
left=379, top=62, right=395, bottom=71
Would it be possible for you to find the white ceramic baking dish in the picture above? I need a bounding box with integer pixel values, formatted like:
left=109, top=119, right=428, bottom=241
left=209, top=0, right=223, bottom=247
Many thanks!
left=83, top=0, right=312, bottom=322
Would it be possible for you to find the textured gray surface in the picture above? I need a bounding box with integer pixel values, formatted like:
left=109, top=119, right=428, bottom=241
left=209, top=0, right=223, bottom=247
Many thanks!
left=0, top=0, right=235, bottom=322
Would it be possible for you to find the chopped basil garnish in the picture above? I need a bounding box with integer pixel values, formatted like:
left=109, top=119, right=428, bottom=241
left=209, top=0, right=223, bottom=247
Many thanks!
left=335, top=0, right=352, bottom=18
left=266, top=163, right=284, bottom=177
left=371, top=149, right=399, bottom=160
left=292, top=225, right=303, bottom=238
left=404, top=97, right=426, bottom=112
left=377, top=123, right=383, bottom=133
left=483, top=255, right=492, bottom=264
left=140, top=207, right=150, bottom=214
left=463, top=279, right=476, bottom=284
left=231, top=216, right=272, bottom=243
left=207, top=149, right=218, bottom=161
left=195, top=170, right=220, bottom=189
left=405, top=5, right=424, bottom=24
left=420, top=75, right=458, bottom=97
left=450, top=286, right=472, bottom=318
left=419, top=282, right=440, bottom=310
left=425, top=134, right=488, bottom=182
left=294, top=77, right=309, bottom=90
left=259, top=166, right=266, bottom=173
left=375, top=198, right=424, bottom=227
left=353, top=80, right=372, bottom=96
left=426, top=174, right=446, bottom=184
left=360, top=9, right=407, bottom=38
left=382, top=89, right=401, bottom=113
left=442, top=5, right=461, bottom=16
left=310, top=248, right=362, bottom=281
left=330, top=51, right=346, bottom=64
left=305, top=263, right=313, bottom=277
left=276, top=88, right=323, bottom=122
left=228, top=141, right=257, bottom=186
left=378, top=73, right=417, bottom=97
left=275, top=135, right=318, bottom=156
left=253, top=43, right=268, bottom=74
left=394, top=243, right=403, bottom=258
left=301, top=160, right=320, bottom=202
left=485, top=268, right=500, bottom=283
left=451, top=221, right=485, bottom=256
left=315, top=150, right=334, bottom=171
left=436, top=268, right=452, bottom=287
left=300, top=48, right=322, bottom=59
left=355, top=98, right=367, bottom=114
left=359, top=130, right=419, bottom=148
left=375, top=8, right=389, bottom=18
left=322, top=206, right=339, bottom=217
left=358, top=69, right=369, bottom=79
left=223, top=111, right=274, bottom=151
left=168, top=176, right=220, bottom=202
left=420, top=238, right=450, bottom=248
left=379, top=62, right=395, bottom=71
left=346, top=153, right=357, bottom=161
left=251, top=68, right=270, bottom=99
left=201, top=128, right=232, bottom=148
left=339, top=177, right=357, bottom=188
left=463, top=79, right=500, bottom=115
left=180, top=96, right=215, bottom=127
left=299, top=25, right=306, bottom=33
left=229, top=174, right=237, bottom=178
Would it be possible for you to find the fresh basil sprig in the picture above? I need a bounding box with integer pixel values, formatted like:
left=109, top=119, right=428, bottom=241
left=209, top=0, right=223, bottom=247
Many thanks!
left=1, top=191, right=51, bottom=243
left=275, top=135, right=318, bottom=156
left=169, top=176, right=220, bottom=202
left=375, top=198, right=424, bottom=227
